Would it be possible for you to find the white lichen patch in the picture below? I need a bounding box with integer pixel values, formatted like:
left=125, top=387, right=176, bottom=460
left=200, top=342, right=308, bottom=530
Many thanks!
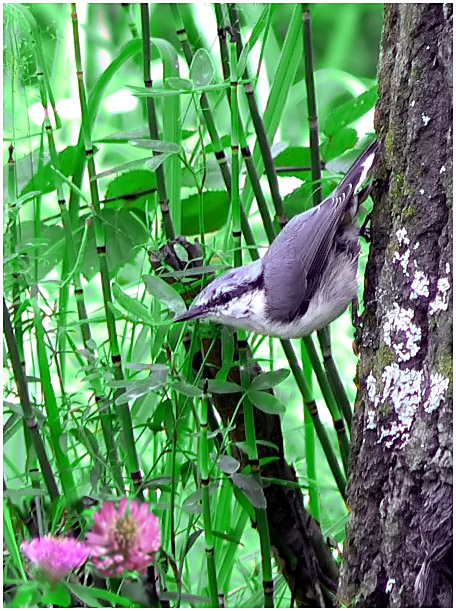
left=383, top=303, right=421, bottom=361
left=366, top=409, right=377, bottom=429
left=424, top=373, right=450, bottom=412
left=385, top=578, right=396, bottom=593
left=365, top=364, right=423, bottom=448
left=419, top=189, right=425, bottom=195
left=396, top=228, right=410, bottom=246
left=410, top=270, right=430, bottom=299
left=366, top=372, right=378, bottom=406
left=382, top=364, right=422, bottom=426
left=378, top=364, right=423, bottom=448
left=429, top=277, right=451, bottom=314
left=421, top=114, right=431, bottom=126
left=393, top=228, right=411, bottom=276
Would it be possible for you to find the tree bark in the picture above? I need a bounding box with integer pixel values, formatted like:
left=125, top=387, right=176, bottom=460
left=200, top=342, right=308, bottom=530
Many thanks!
left=339, top=4, right=452, bottom=608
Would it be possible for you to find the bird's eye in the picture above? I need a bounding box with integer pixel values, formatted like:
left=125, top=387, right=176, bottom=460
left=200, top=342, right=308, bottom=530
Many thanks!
left=215, top=290, right=234, bottom=306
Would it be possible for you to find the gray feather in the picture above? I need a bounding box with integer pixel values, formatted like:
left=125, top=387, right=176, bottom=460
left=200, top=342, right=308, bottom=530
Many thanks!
left=263, top=140, right=378, bottom=322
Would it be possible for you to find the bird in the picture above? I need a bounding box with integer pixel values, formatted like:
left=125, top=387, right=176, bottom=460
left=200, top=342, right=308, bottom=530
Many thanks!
left=174, top=140, right=379, bottom=339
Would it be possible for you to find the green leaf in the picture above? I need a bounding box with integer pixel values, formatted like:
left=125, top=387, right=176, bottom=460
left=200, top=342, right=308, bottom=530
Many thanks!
left=94, top=158, right=156, bottom=180
left=167, top=76, right=193, bottom=91
left=190, top=48, right=214, bottom=87
left=181, top=190, right=230, bottom=235
left=102, top=169, right=157, bottom=211
left=205, top=379, right=243, bottom=394
left=113, top=368, right=168, bottom=405
left=112, top=283, right=154, bottom=324
left=217, top=455, right=240, bottom=475
left=81, top=209, right=149, bottom=281
left=322, top=126, right=358, bottom=161
left=283, top=177, right=335, bottom=219
left=3, top=499, right=27, bottom=579
left=247, top=389, right=286, bottom=415
left=41, top=582, right=71, bottom=607
left=203, top=134, right=232, bottom=153
left=143, top=274, right=187, bottom=315
left=145, top=154, right=173, bottom=172
left=18, top=230, right=56, bottom=287
left=245, top=4, right=271, bottom=54
left=236, top=45, right=250, bottom=80
left=231, top=473, right=267, bottom=509
left=323, top=86, right=378, bottom=136
left=8, top=583, right=39, bottom=608
left=11, top=190, right=42, bottom=210
left=129, top=139, right=182, bottom=154
left=20, top=146, right=78, bottom=197
left=95, top=128, right=150, bottom=143
left=236, top=5, right=270, bottom=77
left=274, top=146, right=312, bottom=179
left=169, top=379, right=203, bottom=398
left=250, top=368, right=290, bottom=391
left=66, top=583, right=137, bottom=608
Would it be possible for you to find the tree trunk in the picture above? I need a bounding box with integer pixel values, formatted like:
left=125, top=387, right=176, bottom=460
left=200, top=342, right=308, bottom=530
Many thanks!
left=339, top=4, right=452, bottom=608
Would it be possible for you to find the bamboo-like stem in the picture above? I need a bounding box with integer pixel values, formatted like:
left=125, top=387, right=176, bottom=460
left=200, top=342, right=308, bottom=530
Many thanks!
left=71, top=4, right=142, bottom=495
left=318, top=327, right=353, bottom=428
left=30, top=289, right=77, bottom=501
left=302, top=337, right=350, bottom=475
left=238, top=338, right=274, bottom=607
left=140, top=4, right=176, bottom=240
left=280, top=339, right=347, bottom=498
left=38, top=73, right=124, bottom=493
left=301, top=343, right=320, bottom=521
left=6, top=145, right=24, bottom=366
left=302, top=4, right=322, bottom=206
left=227, top=33, right=274, bottom=604
left=201, top=383, right=220, bottom=607
left=238, top=4, right=303, bottom=215
left=229, top=28, right=242, bottom=269
left=4, top=299, right=60, bottom=501
left=122, top=3, right=139, bottom=38
left=214, top=8, right=277, bottom=245
left=171, top=5, right=259, bottom=261
left=228, top=3, right=287, bottom=227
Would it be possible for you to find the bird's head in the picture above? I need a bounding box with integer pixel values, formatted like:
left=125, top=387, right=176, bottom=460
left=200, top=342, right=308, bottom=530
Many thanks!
left=174, top=259, right=264, bottom=324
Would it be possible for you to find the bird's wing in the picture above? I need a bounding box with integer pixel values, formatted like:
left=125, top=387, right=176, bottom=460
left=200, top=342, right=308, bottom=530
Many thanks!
left=262, top=189, right=352, bottom=322
left=262, top=140, right=379, bottom=323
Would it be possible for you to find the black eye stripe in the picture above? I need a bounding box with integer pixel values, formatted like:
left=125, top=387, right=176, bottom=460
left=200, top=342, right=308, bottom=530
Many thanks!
left=210, top=274, right=264, bottom=307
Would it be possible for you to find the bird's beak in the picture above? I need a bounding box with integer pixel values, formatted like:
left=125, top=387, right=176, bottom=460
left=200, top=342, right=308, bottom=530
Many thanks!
left=173, top=305, right=208, bottom=323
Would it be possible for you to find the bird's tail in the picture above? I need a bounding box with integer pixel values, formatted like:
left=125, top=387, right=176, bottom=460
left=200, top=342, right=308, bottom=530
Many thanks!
left=333, top=139, right=379, bottom=199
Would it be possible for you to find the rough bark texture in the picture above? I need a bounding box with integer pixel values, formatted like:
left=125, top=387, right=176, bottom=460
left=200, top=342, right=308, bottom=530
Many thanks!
left=339, top=4, right=452, bottom=608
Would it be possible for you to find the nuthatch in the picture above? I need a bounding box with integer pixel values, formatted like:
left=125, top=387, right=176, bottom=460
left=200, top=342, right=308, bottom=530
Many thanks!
left=175, top=141, right=379, bottom=339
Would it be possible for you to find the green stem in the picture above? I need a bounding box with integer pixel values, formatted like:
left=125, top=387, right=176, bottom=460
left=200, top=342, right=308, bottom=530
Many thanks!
left=3, top=298, right=60, bottom=501
left=171, top=6, right=259, bottom=261
left=71, top=3, right=142, bottom=495
left=228, top=3, right=287, bottom=227
left=302, top=337, right=350, bottom=475
left=201, top=383, right=220, bottom=607
left=140, top=4, right=176, bottom=240
left=302, top=4, right=322, bottom=206
left=318, top=327, right=353, bottom=429
left=31, top=289, right=76, bottom=501
left=238, top=338, right=274, bottom=607
left=280, top=339, right=347, bottom=498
